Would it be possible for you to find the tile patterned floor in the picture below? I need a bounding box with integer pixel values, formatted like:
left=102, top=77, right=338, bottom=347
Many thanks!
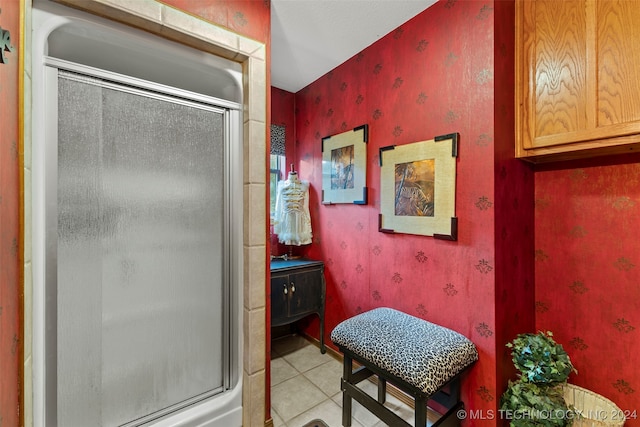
left=270, top=334, right=424, bottom=427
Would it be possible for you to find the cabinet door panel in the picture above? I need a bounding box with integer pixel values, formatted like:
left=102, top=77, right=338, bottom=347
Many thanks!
left=517, top=0, right=640, bottom=160
left=533, top=0, right=589, bottom=140
left=597, top=0, right=640, bottom=126
left=271, top=275, right=290, bottom=325
left=288, top=270, right=322, bottom=317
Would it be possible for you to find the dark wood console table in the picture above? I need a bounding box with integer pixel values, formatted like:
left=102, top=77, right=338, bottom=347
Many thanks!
left=270, top=259, right=326, bottom=353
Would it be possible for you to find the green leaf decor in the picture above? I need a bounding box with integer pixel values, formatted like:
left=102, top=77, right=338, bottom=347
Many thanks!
left=500, top=381, right=571, bottom=427
left=507, top=331, right=576, bottom=384
left=501, top=331, right=577, bottom=427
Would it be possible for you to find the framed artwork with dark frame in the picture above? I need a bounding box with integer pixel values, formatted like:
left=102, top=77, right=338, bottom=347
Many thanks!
left=321, top=124, right=368, bottom=205
left=378, top=133, right=459, bottom=240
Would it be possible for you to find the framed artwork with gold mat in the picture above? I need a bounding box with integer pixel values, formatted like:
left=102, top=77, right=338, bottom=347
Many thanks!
left=321, top=124, right=368, bottom=205
left=379, top=133, right=459, bottom=240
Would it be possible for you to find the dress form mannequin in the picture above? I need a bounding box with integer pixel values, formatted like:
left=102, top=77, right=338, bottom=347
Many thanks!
left=273, top=168, right=312, bottom=246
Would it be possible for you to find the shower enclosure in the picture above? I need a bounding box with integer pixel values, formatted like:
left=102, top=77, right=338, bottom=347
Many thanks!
left=32, top=3, right=244, bottom=426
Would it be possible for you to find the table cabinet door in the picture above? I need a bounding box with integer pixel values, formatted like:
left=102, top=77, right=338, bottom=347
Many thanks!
left=270, top=260, right=326, bottom=352
left=271, top=274, right=290, bottom=325
left=288, top=269, right=323, bottom=318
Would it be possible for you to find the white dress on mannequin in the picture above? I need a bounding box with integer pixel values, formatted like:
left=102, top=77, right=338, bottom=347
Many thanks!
left=273, top=172, right=312, bottom=245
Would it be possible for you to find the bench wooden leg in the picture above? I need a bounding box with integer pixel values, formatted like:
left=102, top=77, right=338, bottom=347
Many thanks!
left=342, top=355, right=353, bottom=427
left=378, top=377, right=386, bottom=404
left=415, top=395, right=427, bottom=427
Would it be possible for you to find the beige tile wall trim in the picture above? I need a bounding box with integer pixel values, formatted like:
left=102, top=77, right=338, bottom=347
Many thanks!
left=25, top=1, right=268, bottom=426
left=23, top=0, right=33, bottom=425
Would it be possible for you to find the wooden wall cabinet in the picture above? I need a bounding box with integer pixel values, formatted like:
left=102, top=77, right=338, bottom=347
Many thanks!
left=270, top=259, right=326, bottom=353
left=516, top=0, right=640, bottom=162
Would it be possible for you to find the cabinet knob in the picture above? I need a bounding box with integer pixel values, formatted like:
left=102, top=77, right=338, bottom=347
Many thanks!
left=290, top=282, right=296, bottom=293
left=283, top=284, right=288, bottom=295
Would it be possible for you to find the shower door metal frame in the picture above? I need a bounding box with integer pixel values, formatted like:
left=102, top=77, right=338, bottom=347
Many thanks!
left=40, top=57, right=243, bottom=426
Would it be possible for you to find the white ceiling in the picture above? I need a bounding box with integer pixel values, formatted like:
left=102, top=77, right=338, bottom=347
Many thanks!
left=270, top=0, right=437, bottom=93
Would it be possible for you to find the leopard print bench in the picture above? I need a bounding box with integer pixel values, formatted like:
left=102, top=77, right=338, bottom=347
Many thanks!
left=330, top=307, right=478, bottom=427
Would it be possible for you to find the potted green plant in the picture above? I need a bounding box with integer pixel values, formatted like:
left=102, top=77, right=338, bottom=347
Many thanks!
left=500, top=331, right=577, bottom=427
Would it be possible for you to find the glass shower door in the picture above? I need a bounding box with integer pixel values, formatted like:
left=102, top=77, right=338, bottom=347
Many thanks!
left=54, top=70, right=231, bottom=426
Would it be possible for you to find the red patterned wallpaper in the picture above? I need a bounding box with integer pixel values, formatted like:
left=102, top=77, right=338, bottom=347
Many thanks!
left=285, top=1, right=534, bottom=423
left=0, top=1, right=22, bottom=426
left=271, top=88, right=295, bottom=145
left=160, top=0, right=271, bottom=44
left=536, top=156, right=640, bottom=425
left=491, top=0, right=536, bottom=399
